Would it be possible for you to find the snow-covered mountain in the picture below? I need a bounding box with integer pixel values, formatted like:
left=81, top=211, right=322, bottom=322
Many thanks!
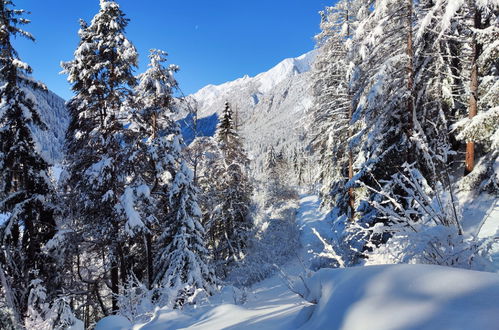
left=180, top=51, right=316, bottom=177
left=29, top=87, right=69, bottom=164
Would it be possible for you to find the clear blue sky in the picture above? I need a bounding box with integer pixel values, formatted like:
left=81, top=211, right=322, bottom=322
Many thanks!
left=14, top=0, right=331, bottom=100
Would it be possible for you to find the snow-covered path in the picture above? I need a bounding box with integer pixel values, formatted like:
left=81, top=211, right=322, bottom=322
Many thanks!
left=109, top=195, right=325, bottom=330
left=295, top=194, right=330, bottom=263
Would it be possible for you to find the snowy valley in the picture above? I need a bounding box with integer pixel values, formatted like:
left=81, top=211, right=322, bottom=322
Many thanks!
left=179, top=50, right=316, bottom=180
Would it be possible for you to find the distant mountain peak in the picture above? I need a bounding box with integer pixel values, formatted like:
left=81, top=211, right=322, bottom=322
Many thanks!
left=190, top=50, right=316, bottom=110
left=180, top=50, right=315, bottom=178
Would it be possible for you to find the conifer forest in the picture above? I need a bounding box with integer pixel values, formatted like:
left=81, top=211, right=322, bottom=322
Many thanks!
left=0, top=0, right=498, bottom=329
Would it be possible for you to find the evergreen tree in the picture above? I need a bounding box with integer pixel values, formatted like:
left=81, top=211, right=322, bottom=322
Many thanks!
left=263, top=146, right=296, bottom=205
left=310, top=0, right=367, bottom=219
left=119, top=49, right=180, bottom=289
left=60, top=0, right=138, bottom=316
left=0, top=0, right=57, bottom=325
left=208, top=102, right=253, bottom=277
left=451, top=0, right=499, bottom=190
left=264, top=146, right=280, bottom=201
left=154, top=162, right=215, bottom=307
left=311, top=0, right=498, bottom=266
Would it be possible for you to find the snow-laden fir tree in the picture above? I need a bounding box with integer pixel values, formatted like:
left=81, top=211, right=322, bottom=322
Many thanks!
left=0, top=1, right=59, bottom=326
left=325, top=0, right=423, bottom=257
left=186, top=137, right=221, bottom=233
left=118, top=49, right=180, bottom=289
left=154, top=162, right=215, bottom=307
left=448, top=0, right=499, bottom=191
left=309, top=0, right=368, bottom=220
left=24, top=278, right=81, bottom=330
left=263, top=146, right=296, bottom=206
left=264, top=146, right=280, bottom=203
left=207, top=102, right=253, bottom=277
left=60, top=0, right=138, bottom=318
left=312, top=0, right=498, bottom=267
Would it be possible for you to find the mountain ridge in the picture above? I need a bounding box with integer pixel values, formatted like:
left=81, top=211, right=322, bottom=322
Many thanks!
left=181, top=50, right=316, bottom=177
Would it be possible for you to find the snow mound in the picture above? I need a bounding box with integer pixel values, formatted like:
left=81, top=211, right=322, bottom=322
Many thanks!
left=95, top=315, right=132, bottom=330
left=304, top=264, right=499, bottom=330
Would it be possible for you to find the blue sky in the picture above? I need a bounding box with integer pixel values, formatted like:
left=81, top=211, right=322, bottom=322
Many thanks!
left=14, top=0, right=330, bottom=100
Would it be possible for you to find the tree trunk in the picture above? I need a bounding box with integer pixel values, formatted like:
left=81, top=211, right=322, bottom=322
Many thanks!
left=118, top=244, right=127, bottom=287
left=110, top=251, right=119, bottom=313
left=152, top=112, right=158, bottom=138
left=406, top=0, right=415, bottom=141
left=144, top=233, right=154, bottom=289
left=465, top=5, right=482, bottom=175
left=346, top=8, right=355, bottom=221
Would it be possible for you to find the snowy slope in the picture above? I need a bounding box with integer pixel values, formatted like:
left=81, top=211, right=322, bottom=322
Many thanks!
left=28, top=87, right=69, bottom=164
left=190, top=51, right=315, bottom=118
left=302, top=264, right=499, bottom=330
left=179, top=51, right=316, bottom=177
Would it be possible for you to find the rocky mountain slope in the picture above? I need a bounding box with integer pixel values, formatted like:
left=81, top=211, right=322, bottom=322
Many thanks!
left=28, top=86, right=69, bottom=164
left=180, top=51, right=316, bottom=178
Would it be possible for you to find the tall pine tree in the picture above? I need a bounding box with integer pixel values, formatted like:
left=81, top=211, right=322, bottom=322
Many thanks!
left=207, top=102, right=253, bottom=277
left=0, top=1, right=57, bottom=326
left=60, top=0, right=138, bottom=316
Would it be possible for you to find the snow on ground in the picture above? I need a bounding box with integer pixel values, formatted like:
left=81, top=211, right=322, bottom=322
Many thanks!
left=460, top=192, right=498, bottom=238
left=459, top=192, right=499, bottom=267
left=130, top=266, right=309, bottom=330
left=97, top=194, right=499, bottom=330
left=295, top=194, right=332, bottom=264
left=303, top=264, right=499, bottom=330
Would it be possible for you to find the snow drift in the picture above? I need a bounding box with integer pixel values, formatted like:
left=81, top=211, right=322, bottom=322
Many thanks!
left=303, top=264, right=499, bottom=330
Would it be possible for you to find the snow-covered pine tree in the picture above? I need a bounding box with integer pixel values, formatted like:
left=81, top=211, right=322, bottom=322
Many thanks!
left=61, top=0, right=138, bottom=317
left=121, top=49, right=180, bottom=289
left=263, top=146, right=282, bottom=206
left=343, top=0, right=421, bottom=235
left=0, top=1, right=58, bottom=325
left=310, top=0, right=366, bottom=219
left=153, top=162, right=215, bottom=307
left=208, top=102, right=253, bottom=277
left=450, top=0, right=499, bottom=190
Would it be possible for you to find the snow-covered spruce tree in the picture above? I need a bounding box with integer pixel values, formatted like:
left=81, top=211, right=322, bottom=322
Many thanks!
left=153, top=162, right=215, bottom=307
left=121, top=49, right=180, bottom=290
left=187, top=137, right=221, bottom=231
left=338, top=0, right=496, bottom=266
left=263, top=146, right=296, bottom=206
left=410, top=0, right=469, bottom=182
left=264, top=146, right=280, bottom=203
left=412, top=0, right=498, bottom=190
left=0, top=1, right=59, bottom=325
left=310, top=0, right=366, bottom=219
left=450, top=0, right=499, bottom=191
left=337, top=0, right=422, bottom=251
left=24, top=277, right=81, bottom=330
left=207, top=102, right=253, bottom=277
left=60, top=0, right=138, bottom=317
